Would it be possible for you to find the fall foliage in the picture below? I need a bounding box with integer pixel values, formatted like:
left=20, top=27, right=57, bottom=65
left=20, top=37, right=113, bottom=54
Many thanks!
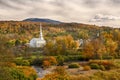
left=0, top=21, right=120, bottom=80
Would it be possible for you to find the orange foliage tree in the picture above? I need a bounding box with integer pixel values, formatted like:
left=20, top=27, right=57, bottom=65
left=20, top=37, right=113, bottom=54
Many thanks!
left=42, top=56, right=57, bottom=68
left=83, top=42, right=94, bottom=58
left=83, top=39, right=107, bottom=59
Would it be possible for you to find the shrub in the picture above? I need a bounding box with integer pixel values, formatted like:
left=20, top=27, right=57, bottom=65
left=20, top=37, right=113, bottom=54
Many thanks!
left=83, top=66, right=91, bottom=71
left=57, top=55, right=64, bottom=65
left=42, top=60, right=51, bottom=68
left=22, top=60, right=30, bottom=66
left=0, top=66, right=37, bottom=80
left=0, top=67, right=14, bottom=80
left=104, top=65, right=111, bottom=70
left=31, top=58, right=43, bottom=66
left=54, top=66, right=67, bottom=75
left=10, top=68, right=26, bottom=80
left=68, top=63, right=80, bottom=68
left=89, top=60, right=114, bottom=66
left=103, top=56, right=113, bottom=59
left=43, top=56, right=57, bottom=65
left=42, top=72, right=69, bottom=80
left=0, top=62, right=16, bottom=67
left=63, top=55, right=89, bottom=62
left=102, top=61, right=115, bottom=70
left=48, top=56, right=57, bottom=65
left=101, top=60, right=114, bottom=66
left=78, top=55, right=89, bottom=61
left=89, top=60, right=115, bottom=70
left=91, top=70, right=120, bottom=80
left=42, top=56, right=57, bottom=68
left=99, top=65, right=105, bottom=71
left=16, top=66, right=37, bottom=80
left=89, top=60, right=100, bottom=64
left=42, top=66, right=69, bottom=80
left=15, top=59, right=30, bottom=66
left=90, top=63, right=100, bottom=69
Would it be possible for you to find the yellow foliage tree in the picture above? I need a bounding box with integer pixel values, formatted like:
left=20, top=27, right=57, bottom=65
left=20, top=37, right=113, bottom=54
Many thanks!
left=17, top=66, right=37, bottom=78
left=44, top=35, right=79, bottom=55
left=105, top=39, right=118, bottom=56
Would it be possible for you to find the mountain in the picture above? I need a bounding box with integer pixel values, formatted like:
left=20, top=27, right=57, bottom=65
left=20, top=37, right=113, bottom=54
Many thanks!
left=23, top=18, right=62, bottom=24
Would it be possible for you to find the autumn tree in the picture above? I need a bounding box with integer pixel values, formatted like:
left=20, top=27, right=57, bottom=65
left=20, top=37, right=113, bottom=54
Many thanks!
left=83, top=39, right=107, bottom=59
left=97, top=44, right=106, bottom=60
left=92, top=39, right=107, bottom=59
left=77, top=30, right=89, bottom=39
left=83, top=42, right=94, bottom=58
left=105, top=39, right=118, bottom=56
left=0, top=35, right=15, bottom=80
left=44, top=35, right=79, bottom=55
left=55, top=35, right=79, bottom=55
left=112, top=29, right=120, bottom=56
left=0, top=35, right=14, bottom=66
left=44, top=41, right=55, bottom=55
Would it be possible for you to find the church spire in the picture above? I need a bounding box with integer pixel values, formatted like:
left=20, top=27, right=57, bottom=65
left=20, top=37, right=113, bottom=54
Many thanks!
left=40, top=23, right=44, bottom=40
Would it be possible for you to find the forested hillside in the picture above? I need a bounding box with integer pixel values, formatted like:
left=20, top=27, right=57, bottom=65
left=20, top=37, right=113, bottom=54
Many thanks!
left=0, top=21, right=120, bottom=56
left=0, top=21, right=120, bottom=80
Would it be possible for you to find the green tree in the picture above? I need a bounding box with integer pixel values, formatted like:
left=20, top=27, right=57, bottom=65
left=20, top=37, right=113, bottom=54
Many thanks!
left=15, top=39, right=21, bottom=46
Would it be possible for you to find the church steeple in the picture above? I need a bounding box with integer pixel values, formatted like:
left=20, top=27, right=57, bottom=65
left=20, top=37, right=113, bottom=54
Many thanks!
left=40, top=23, right=44, bottom=40
left=29, top=23, right=46, bottom=48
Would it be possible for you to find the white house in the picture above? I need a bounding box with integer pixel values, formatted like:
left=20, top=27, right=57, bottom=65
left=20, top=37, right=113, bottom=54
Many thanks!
left=29, top=24, right=46, bottom=48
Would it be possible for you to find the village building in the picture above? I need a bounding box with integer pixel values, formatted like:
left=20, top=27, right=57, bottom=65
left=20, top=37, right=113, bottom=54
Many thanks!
left=29, top=24, right=46, bottom=47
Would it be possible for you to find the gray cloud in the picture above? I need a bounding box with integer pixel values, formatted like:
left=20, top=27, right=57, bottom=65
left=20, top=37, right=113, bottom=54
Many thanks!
left=0, top=0, right=22, bottom=10
left=90, top=14, right=120, bottom=22
left=0, top=0, right=120, bottom=27
left=110, top=0, right=120, bottom=5
left=82, top=0, right=102, bottom=8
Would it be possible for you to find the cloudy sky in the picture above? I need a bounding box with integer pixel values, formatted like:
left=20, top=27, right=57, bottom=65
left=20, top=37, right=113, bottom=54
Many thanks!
left=0, top=0, right=120, bottom=27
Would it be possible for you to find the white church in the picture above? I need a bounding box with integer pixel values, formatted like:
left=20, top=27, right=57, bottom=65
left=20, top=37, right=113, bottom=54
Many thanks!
left=29, top=24, right=46, bottom=48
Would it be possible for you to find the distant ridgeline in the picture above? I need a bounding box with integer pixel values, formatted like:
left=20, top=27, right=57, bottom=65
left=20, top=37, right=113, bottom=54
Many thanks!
left=23, top=18, right=62, bottom=24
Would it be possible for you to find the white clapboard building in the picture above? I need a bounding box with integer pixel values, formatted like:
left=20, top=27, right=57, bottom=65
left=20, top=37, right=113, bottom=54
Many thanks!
left=29, top=24, right=46, bottom=47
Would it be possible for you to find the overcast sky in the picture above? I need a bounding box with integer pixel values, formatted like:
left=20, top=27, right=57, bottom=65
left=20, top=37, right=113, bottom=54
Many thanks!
left=0, top=0, right=120, bottom=27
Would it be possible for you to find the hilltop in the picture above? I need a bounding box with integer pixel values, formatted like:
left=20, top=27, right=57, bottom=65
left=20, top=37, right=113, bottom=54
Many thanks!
left=23, top=18, right=62, bottom=24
